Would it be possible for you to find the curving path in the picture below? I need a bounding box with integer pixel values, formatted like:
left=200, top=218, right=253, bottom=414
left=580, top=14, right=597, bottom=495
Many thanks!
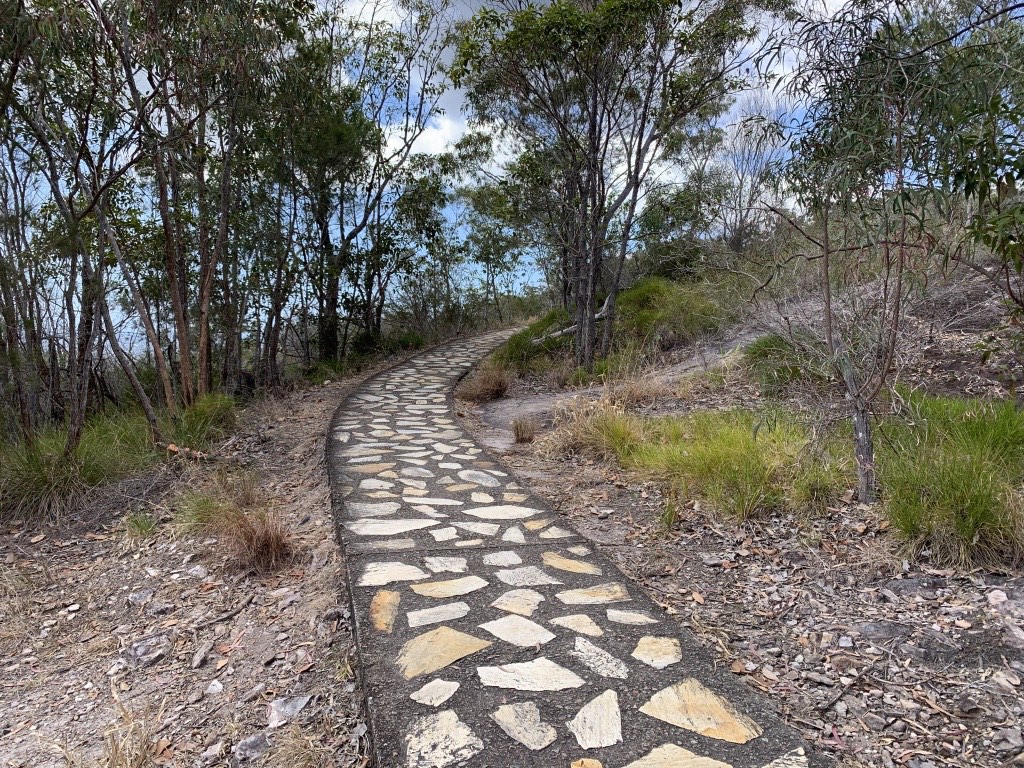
left=328, top=332, right=815, bottom=768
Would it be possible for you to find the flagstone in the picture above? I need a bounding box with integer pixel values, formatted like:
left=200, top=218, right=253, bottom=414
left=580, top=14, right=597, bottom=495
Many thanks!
left=348, top=502, right=402, bottom=518
left=406, top=497, right=464, bottom=506
left=404, top=709, right=483, bottom=767
left=411, top=575, right=489, bottom=598
left=607, top=608, right=659, bottom=625
left=490, top=589, right=545, bottom=616
left=479, top=614, right=555, bottom=646
left=539, top=525, right=575, bottom=538
left=566, top=690, right=622, bottom=749
left=428, top=527, right=458, bottom=542
left=542, top=551, right=603, bottom=575
left=408, top=602, right=472, bottom=628
left=567, top=545, right=592, bottom=556
left=345, top=519, right=438, bottom=536
left=464, top=504, right=544, bottom=520
left=471, top=492, right=494, bottom=503
left=556, top=582, right=631, bottom=605
left=349, top=462, right=397, bottom=473
left=571, top=761, right=603, bottom=768
left=502, top=526, right=527, bottom=543
left=570, top=637, right=628, bottom=679
left=424, top=556, right=467, bottom=573
left=397, top=626, right=491, bottom=679
left=523, top=518, right=552, bottom=531
left=482, top=551, right=522, bottom=566
left=623, top=744, right=731, bottom=768
left=761, top=749, right=808, bottom=767
left=632, top=636, right=682, bottom=669
left=478, top=657, right=585, bottom=691
left=357, top=562, right=429, bottom=587
left=359, top=478, right=394, bottom=490
left=490, top=702, right=557, bottom=751
left=370, top=590, right=400, bottom=633
left=496, top=566, right=563, bottom=587
left=410, top=679, right=460, bottom=707
left=638, top=679, right=763, bottom=744
left=453, top=522, right=500, bottom=536
left=550, top=614, right=604, bottom=637
left=458, top=469, right=501, bottom=487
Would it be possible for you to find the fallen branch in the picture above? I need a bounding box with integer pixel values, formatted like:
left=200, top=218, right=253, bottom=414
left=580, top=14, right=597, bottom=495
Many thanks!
left=530, top=296, right=613, bottom=346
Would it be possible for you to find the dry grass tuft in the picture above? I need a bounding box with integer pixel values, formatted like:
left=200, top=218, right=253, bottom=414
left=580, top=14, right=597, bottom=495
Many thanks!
left=269, top=724, right=336, bottom=768
left=456, top=363, right=510, bottom=403
left=605, top=375, right=670, bottom=408
left=512, top=417, right=537, bottom=443
left=176, top=470, right=292, bottom=572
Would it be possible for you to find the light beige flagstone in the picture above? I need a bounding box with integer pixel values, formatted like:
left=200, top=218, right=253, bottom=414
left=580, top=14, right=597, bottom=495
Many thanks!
left=404, top=709, right=483, bottom=768
left=411, top=575, right=489, bottom=598
left=567, top=545, right=591, bottom=556
left=471, top=492, right=494, bottom=503
left=503, top=492, right=528, bottom=502
left=760, top=750, right=807, bottom=767
left=455, top=538, right=484, bottom=547
left=424, top=556, right=467, bottom=573
left=632, top=636, right=682, bottom=669
left=542, top=551, right=603, bottom=575
left=445, top=482, right=475, bottom=491
left=397, top=626, right=491, bottom=679
left=570, top=637, right=628, bottom=679
left=623, top=744, right=732, bottom=768
left=345, top=519, right=438, bottom=537
left=453, top=522, right=500, bottom=536
left=496, top=566, right=563, bottom=587
left=357, top=562, right=429, bottom=587
left=539, top=525, right=574, bottom=538
left=407, top=602, right=471, bottom=628
left=410, top=679, right=460, bottom=707
left=502, top=526, right=527, bottom=543
left=491, top=702, right=557, bottom=751
left=638, top=679, right=763, bottom=744
left=458, top=469, right=501, bottom=487
left=349, top=501, right=403, bottom=518
left=478, top=657, right=585, bottom=691
left=479, top=614, right=556, bottom=646
left=464, top=504, right=544, bottom=520
left=406, top=497, right=464, bottom=506
left=370, top=590, right=400, bottom=633
left=359, top=478, right=394, bottom=490
left=483, top=550, right=522, bottom=566
left=607, top=608, right=659, bottom=625
left=556, top=582, right=630, bottom=605
left=523, top=518, right=552, bottom=531
left=566, top=690, right=622, bottom=749
left=550, top=614, right=604, bottom=637
left=490, top=589, right=545, bottom=616
left=349, top=462, right=396, bottom=473
left=428, top=527, right=458, bottom=542
left=571, top=761, right=603, bottom=768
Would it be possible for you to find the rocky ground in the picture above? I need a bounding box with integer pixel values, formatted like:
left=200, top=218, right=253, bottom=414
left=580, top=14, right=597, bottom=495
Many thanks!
left=0, top=374, right=376, bottom=767
left=462, top=311, right=1024, bottom=768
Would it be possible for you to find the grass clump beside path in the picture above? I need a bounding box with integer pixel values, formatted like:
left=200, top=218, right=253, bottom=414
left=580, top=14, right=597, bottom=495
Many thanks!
left=743, top=333, right=831, bottom=394
left=880, top=392, right=1024, bottom=567
left=0, top=394, right=238, bottom=521
left=615, top=277, right=728, bottom=351
left=546, top=402, right=851, bottom=520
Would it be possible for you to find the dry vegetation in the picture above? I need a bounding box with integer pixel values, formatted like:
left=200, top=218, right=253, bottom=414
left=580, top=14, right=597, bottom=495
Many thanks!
left=456, top=363, right=511, bottom=403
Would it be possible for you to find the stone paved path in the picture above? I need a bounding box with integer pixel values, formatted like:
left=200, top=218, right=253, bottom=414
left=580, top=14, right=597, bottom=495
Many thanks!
left=328, top=332, right=816, bottom=768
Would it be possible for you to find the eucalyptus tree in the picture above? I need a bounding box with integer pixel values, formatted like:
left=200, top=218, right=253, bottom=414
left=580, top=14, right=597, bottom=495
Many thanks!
left=455, top=0, right=779, bottom=369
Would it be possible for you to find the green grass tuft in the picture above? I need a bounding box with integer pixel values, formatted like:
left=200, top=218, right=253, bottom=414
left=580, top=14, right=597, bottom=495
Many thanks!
left=492, top=308, right=571, bottom=374
left=171, top=393, right=237, bottom=449
left=880, top=392, right=1024, bottom=567
left=615, top=277, right=728, bottom=350
left=744, top=333, right=829, bottom=394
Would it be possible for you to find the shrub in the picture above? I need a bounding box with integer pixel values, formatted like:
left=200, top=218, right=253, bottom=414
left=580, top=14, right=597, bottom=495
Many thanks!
left=0, top=413, right=158, bottom=520
left=545, top=404, right=850, bottom=520
left=176, top=471, right=292, bottom=571
left=744, top=333, right=830, bottom=394
left=615, top=277, right=728, bottom=350
left=456, top=365, right=511, bottom=403
left=512, top=417, right=537, bottom=443
left=880, top=393, right=1024, bottom=567
left=492, top=308, right=571, bottom=374
left=172, top=393, right=236, bottom=449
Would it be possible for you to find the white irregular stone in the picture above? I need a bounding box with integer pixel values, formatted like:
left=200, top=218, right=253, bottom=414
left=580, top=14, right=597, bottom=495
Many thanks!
left=424, top=556, right=468, bottom=573
left=357, top=562, right=429, bottom=587
left=490, top=589, right=545, bottom=616
left=483, top=551, right=522, bottom=567
left=411, top=576, right=489, bottom=598
left=453, top=522, right=500, bottom=536
left=567, top=545, right=591, bottom=556
left=502, top=526, right=527, bottom=544
left=569, top=637, right=628, bottom=679
left=607, top=608, right=659, bottom=625
left=566, top=690, right=622, bottom=749
left=471, top=492, right=494, bottom=503
left=479, top=614, right=556, bottom=647
left=409, top=679, right=460, bottom=707
left=478, top=658, right=585, bottom=691
left=404, top=709, right=483, bottom=768
left=465, top=505, right=544, bottom=520
left=405, top=498, right=464, bottom=506
left=457, top=469, right=501, bottom=487
left=762, top=749, right=809, bottom=767
left=556, top=582, right=630, bottom=604
left=538, top=525, right=574, bottom=538
left=407, top=602, right=472, bottom=628
left=631, top=636, right=682, bottom=669
left=428, top=527, right=458, bottom=542
left=496, top=566, right=562, bottom=587
left=550, top=614, right=603, bottom=637
left=490, top=702, right=557, bottom=751
left=345, top=519, right=438, bottom=536
left=359, top=479, right=394, bottom=490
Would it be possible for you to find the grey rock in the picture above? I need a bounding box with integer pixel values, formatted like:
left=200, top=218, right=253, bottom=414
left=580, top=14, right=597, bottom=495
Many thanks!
left=127, top=588, right=154, bottom=606
left=267, top=694, right=311, bottom=728
left=126, top=634, right=172, bottom=667
left=232, top=732, right=270, bottom=761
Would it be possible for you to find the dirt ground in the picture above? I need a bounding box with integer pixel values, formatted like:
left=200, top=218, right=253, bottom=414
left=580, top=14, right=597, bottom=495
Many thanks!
left=462, top=317, right=1024, bottom=768
left=0, top=374, right=375, bottom=767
